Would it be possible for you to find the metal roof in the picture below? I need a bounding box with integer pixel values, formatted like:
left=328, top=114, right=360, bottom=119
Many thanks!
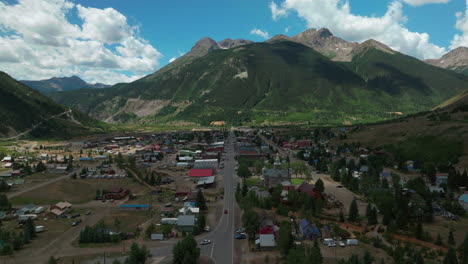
left=259, top=234, right=276, bottom=247
left=177, top=215, right=195, bottom=226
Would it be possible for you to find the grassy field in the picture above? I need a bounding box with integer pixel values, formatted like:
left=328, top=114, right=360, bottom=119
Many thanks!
left=26, top=172, right=64, bottom=180
left=1, top=215, right=75, bottom=252
left=10, top=178, right=148, bottom=205
left=291, top=178, right=306, bottom=185
left=101, top=210, right=150, bottom=234
left=424, top=216, right=468, bottom=247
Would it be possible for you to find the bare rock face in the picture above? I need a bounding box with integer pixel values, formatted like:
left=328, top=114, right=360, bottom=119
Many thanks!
left=425, top=47, right=468, bottom=69
left=351, top=39, right=396, bottom=57
left=218, top=39, right=253, bottom=49
left=290, top=28, right=359, bottom=61
left=186, top=37, right=220, bottom=58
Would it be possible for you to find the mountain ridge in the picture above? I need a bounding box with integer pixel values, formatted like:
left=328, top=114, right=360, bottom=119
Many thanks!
left=0, top=72, right=105, bottom=138
left=49, top=39, right=468, bottom=126
left=21, top=76, right=110, bottom=94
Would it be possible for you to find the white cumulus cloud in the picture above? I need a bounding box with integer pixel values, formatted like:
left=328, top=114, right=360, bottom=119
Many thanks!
left=269, top=0, right=447, bottom=59
left=270, top=2, right=288, bottom=20
left=0, top=0, right=162, bottom=84
left=451, top=0, right=468, bottom=49
left=250, top=28, right=270, bottom=39
left=402, top=0, right=450, bottom=6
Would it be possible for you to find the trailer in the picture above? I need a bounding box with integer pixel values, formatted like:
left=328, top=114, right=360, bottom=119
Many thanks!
left=19, top=214, right=37, bottom=222
left=346, top=239, right=359, bottom=246
left=161, top=218, right=178, bottom=225
left=34, top=206, right=45, bottom=214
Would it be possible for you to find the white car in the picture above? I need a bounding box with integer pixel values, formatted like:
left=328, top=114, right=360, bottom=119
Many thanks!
left=204, top=226, right=211, bottom=232
left=339, top=241, right=345, bottom=247
left=200, top=239, right=212, bottom=245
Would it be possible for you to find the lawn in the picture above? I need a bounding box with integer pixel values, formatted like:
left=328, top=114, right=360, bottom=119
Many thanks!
left=245, top=178, right=262, bottom=187
left=291, top=178, right=306, bottom=185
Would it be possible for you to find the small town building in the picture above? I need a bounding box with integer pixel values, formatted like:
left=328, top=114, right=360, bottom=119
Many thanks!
left=188, top=169, right=214, bottom=177
left=256, top=234, right=276, bottom=250
left=177, top=215, right=196, bottom=232
left=436, top=174, right=449, bottom=186
left=193, top=159, right=218, bottom=169
left=299, top=219, right=321, bottom=240
left=104, top=188, right=129, bottom=200
left=459, top=193, right=468, bottom=211
left=50, top=202, right=72, bottom=212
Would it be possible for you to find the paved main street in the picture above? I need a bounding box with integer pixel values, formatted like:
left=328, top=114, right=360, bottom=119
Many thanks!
left=149, top=131, right=239, bottom=263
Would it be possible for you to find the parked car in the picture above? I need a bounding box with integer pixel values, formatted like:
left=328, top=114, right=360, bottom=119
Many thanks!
left=71, top=214, right=80, bottom=218
left=85, top=211, right=91, bottom=215
left=72, top=220, right=82, bottom=226
left=339, top=241, right=346, bottom=247
left=236, top=228, right=245, bottom=233
left=200, top=239, right=212, bottom=245
left=204, top=226, right=211, bottom=232
left=235, top=233, right=247, bottom=239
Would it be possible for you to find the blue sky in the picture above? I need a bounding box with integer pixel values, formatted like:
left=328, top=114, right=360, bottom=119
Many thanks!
left=76, top=0, right=466, bottom=64
left=0, top=0, right=467, bottom=84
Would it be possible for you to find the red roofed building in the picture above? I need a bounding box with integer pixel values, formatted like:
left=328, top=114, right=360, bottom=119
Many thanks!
left=188, top=169, right=214, bottom=177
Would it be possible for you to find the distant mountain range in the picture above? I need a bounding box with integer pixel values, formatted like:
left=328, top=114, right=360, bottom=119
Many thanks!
left=0, top=72, right=104, bottom=138
left=44, top=28, right=468, bottom=126
left=21, top=76, right=110, bottom=94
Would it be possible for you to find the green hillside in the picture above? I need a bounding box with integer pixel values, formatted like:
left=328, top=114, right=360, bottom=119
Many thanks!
left=0, top=72, right=105, bottom=138
left=50, top=41, right=468, bottom=126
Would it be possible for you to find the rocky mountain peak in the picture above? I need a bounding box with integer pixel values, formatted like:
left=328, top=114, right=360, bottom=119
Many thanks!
left=290, top=28, right=358, bottom=61
left=190, top=37, right=219, bottom=53
left=317, top=28, right=333, bottom=38
left=217, top=39, right=253, bottom=49
left=353, top=39, right=395, bottom=55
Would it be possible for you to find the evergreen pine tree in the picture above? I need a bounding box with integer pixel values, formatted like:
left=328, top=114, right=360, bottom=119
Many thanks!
left=415, top=222, right=423, bottom=240
left=339, top=209, right=345, bottom=222
left=363, top=251, right=374, bottom=264
left=196, top=189, right=208, bottom=211
left=310, top=239, right=323, bottom=264
left=348, top=199, right=359, bottom=222
left=459, top=233, right=468, bottom=264
left=444, top=247, right=459, bottom=264
left=415, top=251, right=425, bottom=264
left=449, top=230, right=456, bottom=246
left=436, top=233, right=443, bottom=246
left=315, top=178, right=324, bottom=193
